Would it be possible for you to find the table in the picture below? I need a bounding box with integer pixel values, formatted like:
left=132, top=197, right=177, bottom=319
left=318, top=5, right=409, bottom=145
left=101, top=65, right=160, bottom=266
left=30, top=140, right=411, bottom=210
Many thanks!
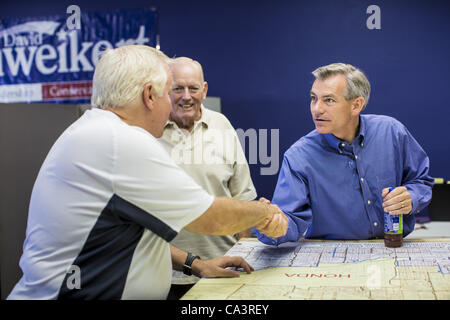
left=182, top=223, right=450, bottom=300
left=406, top=221, right=450, bottom=239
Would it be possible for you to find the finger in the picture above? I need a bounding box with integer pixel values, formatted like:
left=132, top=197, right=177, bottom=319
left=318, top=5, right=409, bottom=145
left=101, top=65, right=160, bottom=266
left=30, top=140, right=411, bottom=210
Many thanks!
left=276, top=214, right=286, bottom=237
left=387, top=199, right=412, bottom=215
left=260, top=214, right=278, bottom=234
left=384, top=203, right=405, bottom=214
left=256, top=206, right=277, bottom=230
left=383, top=193, right=411, bottom=209
left=274, top=214, right=284, bottom=236
left=256, top=216, right=272, bottom=230
left=383, top=186, right=408, bottom=201
left=271, top=214, right=286, bottom=238
left=266, top=215, right=279, bottom=237
left=214, top=257, right=254, bottom=277
left=214, top=268, right=241, bottom=278
left=227, top=257, right=254, bottom=274
left=381, top=187, right=391, bottom=198
left=258, top=197, right=271, bottom=205
left=280, top=214, right=288, bottom=236
left=269, top=214, right=280, bottom=238
left=388, top=207, right=410, bottom=215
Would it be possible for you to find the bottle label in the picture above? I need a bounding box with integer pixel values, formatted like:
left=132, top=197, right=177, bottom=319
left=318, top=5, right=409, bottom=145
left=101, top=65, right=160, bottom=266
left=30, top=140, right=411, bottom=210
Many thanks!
left=384, top=212, right=403, bottom=234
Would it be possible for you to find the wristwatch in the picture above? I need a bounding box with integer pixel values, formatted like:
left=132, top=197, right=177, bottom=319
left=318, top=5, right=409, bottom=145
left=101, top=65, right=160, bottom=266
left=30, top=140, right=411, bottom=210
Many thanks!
left=183, top=252, right=201, bottom=276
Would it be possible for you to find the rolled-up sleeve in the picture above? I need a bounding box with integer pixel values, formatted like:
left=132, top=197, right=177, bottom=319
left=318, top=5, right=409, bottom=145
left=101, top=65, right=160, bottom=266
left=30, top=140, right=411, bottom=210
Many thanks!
left=256, top=153, right=313, bottom=245
left=400, top=126, right=434, bottom=215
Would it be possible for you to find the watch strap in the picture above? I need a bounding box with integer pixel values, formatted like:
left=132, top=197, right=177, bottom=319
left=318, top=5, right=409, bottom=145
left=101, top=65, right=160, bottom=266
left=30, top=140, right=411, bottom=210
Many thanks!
left=183, top=252, right=201, bottom=276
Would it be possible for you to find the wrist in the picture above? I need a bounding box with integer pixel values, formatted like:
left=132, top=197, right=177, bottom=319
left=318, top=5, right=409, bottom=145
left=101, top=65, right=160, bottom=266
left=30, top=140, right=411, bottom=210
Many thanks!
left=183, top=252, right=201, bottom=276
left=190, top=257, right=205, bottom=278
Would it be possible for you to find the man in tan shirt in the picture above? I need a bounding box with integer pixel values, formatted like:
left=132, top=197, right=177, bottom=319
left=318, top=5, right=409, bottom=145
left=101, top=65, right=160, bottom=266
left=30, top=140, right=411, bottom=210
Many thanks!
left=158, top=57, right=257, bottom=298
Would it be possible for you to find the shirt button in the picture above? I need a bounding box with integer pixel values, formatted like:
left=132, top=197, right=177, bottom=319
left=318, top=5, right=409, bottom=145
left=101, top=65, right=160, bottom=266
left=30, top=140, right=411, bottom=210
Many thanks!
left=360, top=177, right=364, bottom=182
left=355, top=155, right=358, bottom=159
left=341, top=143, right=346, bottom=147
left=374, top=222, right=378, bottom=227
left=361, top=142, right=364, bottom=147
left=368, top=200, right=371, bottom=205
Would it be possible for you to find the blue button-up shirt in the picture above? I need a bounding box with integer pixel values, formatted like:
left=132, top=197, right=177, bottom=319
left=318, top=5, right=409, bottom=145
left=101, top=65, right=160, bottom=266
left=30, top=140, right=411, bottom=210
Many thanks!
left=257, top=114, right=433, bottom=245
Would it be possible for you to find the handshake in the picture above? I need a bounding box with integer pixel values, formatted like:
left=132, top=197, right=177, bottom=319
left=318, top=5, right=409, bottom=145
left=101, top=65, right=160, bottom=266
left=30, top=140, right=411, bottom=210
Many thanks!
left=185, top=195, right=288, bottom=239
left=254, top=197, right=288, bottom=238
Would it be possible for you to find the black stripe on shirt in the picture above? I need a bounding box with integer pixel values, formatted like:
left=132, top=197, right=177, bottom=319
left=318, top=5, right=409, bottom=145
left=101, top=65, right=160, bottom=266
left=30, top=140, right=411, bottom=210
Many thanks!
left=57, top=194, right=177, bottom=299
left=109, top=194, right=177, bottom=243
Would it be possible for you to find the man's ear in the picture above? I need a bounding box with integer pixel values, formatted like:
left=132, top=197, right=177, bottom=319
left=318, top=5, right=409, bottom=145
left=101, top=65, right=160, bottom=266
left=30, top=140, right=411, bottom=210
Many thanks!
left=202, top=81, right=208, bottom=101
left=351, top=96, right=365, bottom=115
left=143, top=83, right=154, bottom=111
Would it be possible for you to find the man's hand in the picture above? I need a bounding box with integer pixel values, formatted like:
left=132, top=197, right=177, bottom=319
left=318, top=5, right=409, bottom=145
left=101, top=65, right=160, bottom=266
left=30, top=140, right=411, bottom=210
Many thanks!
left=255, top=197, right=288, bottom=238
left=382, top=186, right=412, bottom=215
left=191, top=256, right=254, bottom=278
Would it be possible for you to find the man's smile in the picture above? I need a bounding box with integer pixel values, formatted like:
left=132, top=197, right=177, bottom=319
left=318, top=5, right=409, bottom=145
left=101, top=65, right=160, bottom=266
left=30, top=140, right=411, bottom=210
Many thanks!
left=179, top=104, right=194, bottom=110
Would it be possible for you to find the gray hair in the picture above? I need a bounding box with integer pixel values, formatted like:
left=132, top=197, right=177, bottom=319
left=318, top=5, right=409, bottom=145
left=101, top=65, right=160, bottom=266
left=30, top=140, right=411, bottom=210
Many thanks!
left=91, top=45, right=171, bottom=108
left=312, top=63, right=371, bottom=108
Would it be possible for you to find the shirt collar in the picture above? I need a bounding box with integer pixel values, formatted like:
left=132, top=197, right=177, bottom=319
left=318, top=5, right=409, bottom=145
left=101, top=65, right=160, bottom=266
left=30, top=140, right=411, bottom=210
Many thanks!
left=164, top=104, right=210, bottom=130
left=358, top=114, right=366, bottom=143
left=322, top=115, right=366, bottom=152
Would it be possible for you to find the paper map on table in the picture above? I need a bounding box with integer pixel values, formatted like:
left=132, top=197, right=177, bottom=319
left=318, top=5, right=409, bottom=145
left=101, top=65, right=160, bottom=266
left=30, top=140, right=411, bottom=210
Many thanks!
left=182, top=239, right=450, bottom=300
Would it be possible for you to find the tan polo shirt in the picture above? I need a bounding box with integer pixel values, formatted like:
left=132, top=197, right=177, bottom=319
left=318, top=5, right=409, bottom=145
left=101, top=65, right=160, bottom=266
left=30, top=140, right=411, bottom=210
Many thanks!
left=158, top=105, right=257, bottom=284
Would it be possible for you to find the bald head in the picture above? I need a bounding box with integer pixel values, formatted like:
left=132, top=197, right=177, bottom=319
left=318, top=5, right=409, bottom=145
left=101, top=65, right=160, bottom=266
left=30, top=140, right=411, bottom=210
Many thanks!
left=169, top=57, right=205, bottom=85
left=168, top=56, right=208, bottom=131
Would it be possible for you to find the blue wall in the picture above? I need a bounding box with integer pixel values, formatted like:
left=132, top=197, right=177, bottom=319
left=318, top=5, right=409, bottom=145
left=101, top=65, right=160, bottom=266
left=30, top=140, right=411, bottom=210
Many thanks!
left=2, top=0, right=449, bottom=199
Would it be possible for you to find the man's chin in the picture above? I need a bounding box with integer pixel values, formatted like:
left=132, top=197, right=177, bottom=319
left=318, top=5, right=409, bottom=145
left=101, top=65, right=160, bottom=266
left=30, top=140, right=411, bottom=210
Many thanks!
left=315, top=127, right=330, bottom=134
left=180, top=116, right=195, bottom=129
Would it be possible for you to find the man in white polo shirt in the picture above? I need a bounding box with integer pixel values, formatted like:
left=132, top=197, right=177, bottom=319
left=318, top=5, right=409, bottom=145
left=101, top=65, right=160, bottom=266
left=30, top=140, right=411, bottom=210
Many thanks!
left=7, top=45, right=287, bottom=300
left=159, top=57, right=257, bottom=299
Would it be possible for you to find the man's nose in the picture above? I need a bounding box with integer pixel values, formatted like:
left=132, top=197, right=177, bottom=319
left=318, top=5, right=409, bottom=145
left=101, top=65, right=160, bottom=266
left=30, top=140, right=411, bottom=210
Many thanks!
left=312, top=100, right=324, bottom=115
left=182, top=88, right=192, bottom=100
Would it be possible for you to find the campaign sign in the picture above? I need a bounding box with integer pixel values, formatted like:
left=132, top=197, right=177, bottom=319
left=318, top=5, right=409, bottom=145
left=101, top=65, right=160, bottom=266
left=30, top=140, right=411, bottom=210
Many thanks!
left=0, top=7, right=158, bottom=103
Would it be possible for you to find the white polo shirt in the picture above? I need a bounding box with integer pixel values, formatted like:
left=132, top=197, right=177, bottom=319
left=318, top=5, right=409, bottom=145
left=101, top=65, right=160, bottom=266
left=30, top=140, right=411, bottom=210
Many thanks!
left=8, top=108, right=214, bottom=300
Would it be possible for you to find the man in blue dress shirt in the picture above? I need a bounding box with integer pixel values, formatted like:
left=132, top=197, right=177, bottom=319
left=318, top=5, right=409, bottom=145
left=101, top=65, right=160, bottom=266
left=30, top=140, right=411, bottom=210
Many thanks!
left=257, top=63, right=433, bottom=245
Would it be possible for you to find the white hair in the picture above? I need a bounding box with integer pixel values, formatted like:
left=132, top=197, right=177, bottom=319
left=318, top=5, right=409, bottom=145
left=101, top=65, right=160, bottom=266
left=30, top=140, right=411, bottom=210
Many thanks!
left=169, top=56, right=205, bottom=86
left=312, top=63, right=371, bottom=108
left=91, top=45, right=171, bottom=108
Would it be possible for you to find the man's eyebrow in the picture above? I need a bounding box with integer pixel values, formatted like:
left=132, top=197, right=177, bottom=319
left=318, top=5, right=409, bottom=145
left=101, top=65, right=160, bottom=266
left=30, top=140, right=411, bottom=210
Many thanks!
left=310, top=91, right=338, bottom=98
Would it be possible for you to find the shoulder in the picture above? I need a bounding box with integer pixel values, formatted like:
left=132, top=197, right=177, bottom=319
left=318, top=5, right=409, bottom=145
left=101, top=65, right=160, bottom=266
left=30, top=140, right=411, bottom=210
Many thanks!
left=58, top=108, right=118, bottom=153
left=203, top=107, right=235, bottom=130
left=362, top=114, right=408, bottom=135
left=284, top=130, right=321, bottom=160
left=79, top=109, right=167, bottom=160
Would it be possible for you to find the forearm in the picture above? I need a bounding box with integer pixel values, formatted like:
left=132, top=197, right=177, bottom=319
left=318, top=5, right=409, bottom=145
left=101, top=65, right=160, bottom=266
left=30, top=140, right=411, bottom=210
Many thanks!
left=185, top=197, right=272, bottom=236
left=170, top=244, right=188, bottom=272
